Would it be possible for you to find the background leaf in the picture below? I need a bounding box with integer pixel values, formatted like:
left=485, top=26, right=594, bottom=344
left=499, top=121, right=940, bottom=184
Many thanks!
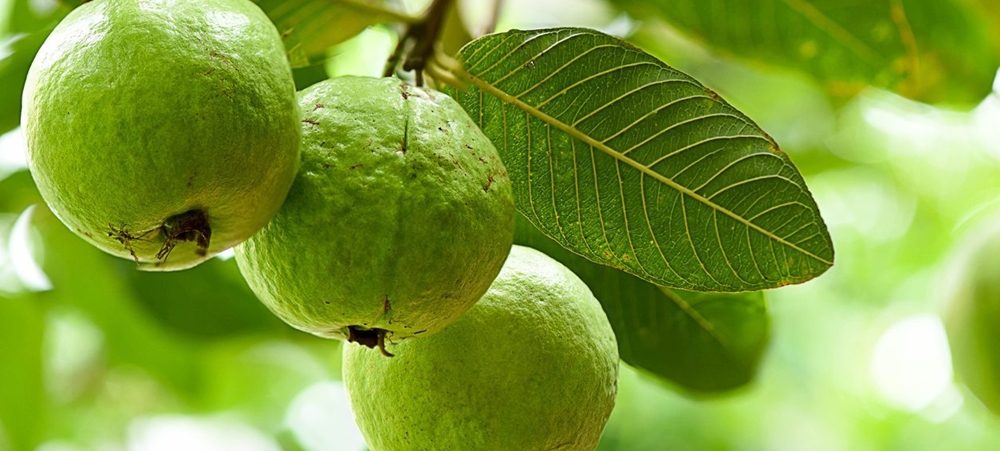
left=515, top=214, right=771, bottom=394
left=255, top=0, right=407, bottom=68
left=610, top=0, right=1000, bottom=105
left=450, top=27, right=833, bottom=292
left=897, top=0, right=1000, bottom=104
left=0, top=30, right=49, bottom=135
left=292, top=63, right=330, bottom=90
left=26, top=187, right=203, bottom=396
left=0, top=294, right=45, bottom=451
left=6, top=0, right=68, bottom=34
left=118, top=257, right=286, bottom=341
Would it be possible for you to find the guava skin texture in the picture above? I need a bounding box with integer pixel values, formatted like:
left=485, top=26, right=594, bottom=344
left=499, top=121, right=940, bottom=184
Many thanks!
left=944, top=226, right=1000, bottom=415
left=342, top=245, right=619, bottom=451
left=22, top=0, right=301, bottom=271
left=235, top=76, right=515, bottom=343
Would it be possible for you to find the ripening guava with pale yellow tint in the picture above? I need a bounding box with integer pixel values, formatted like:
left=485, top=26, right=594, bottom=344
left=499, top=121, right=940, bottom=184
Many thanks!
left=343, top=245, right=619, bottom=451
left=22, top=0, right=300, bottom=270
left=235, top=76, right=514, bottom=349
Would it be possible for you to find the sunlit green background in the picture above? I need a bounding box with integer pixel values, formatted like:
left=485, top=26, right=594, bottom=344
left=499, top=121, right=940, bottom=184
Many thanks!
left=3, top=0, right=1000, bottom=450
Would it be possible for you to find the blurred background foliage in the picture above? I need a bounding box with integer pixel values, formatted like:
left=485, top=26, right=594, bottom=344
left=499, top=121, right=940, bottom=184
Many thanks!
left=2, top=0, right=1000, bottom=450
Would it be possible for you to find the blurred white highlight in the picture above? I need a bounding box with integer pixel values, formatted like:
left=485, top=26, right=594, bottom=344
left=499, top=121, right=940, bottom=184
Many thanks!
left=870, top=315, right=954, bottom=413
left=126, top=416, right=280, bottom=451
left=0, top=127, right=28, bottom=182
left=9, top=205, right=51, bottom=291
left=285, top=381, right=367, bottom=451
left=215, top=248, right=236, bottom=261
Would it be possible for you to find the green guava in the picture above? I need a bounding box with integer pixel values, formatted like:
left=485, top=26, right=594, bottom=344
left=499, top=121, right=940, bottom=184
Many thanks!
left=944, top=224, right=1000, bottom=415
left=234, top=76, right=514, bottom=347
left=342, top=245, right=619, bottom=451
left=22, top=0, right=300, bottom=271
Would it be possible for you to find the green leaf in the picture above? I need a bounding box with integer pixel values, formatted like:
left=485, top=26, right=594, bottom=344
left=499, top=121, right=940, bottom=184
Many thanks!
left=118, top=257, right=287, bottom=341
left=7, top=0, right=70, bottom=34
left=515, top=214, right=770, bottom=393
left=0, top=296, right=45, bottom=451
left=293, top=63, right=329, bottom=90
left=611, top=0, right=999, bottom=104
left=449, top=28, right=833, bottom=292
left=0, top=29, right=50, bottom=135
left=898, top=0, right=1000, bottom=104
left=971, top=0, right=1000, bottom=23
left=255, top=0, right=409, bottom=68
left=30, top=200, right=202, bottom=395
left=0, top=173, right=201, bottom=394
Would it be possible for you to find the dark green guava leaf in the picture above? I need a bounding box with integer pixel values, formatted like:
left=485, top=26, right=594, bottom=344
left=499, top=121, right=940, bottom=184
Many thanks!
left=611, top=0, right=1000, bottom=105
left=256, top=0, right=407, bottom=68
left=449, top=28, right=833, bottom=292
left=118, top=257, right=286, bottom=341
left=293, top=63, right=330, bottom=90
left=515, top=214, right=771, bottom=394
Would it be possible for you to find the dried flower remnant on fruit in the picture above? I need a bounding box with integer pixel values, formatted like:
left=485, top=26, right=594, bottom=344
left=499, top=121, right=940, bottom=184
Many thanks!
left=349, top=327, right=395, bottom=357
left=155, top=209, right=212, bottom=263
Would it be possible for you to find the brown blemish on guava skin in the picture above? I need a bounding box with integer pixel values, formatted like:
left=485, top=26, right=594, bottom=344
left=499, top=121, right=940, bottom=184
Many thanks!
left=483, top=175, right=495, bottom=192
left=302, top=118, right=319, bottom=126
left=348, top=327, right=395, bottom=357
left=155, top=209, right=212, bottom=263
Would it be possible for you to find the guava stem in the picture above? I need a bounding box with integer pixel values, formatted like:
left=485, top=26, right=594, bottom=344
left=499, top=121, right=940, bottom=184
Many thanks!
left=383, top=0, right=455, bottom=85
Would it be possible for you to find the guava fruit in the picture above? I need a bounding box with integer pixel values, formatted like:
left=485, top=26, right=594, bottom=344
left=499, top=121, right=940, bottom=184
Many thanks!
left=234, top=76, right=514, bottom=348
left=342, top=245, right=619, bottom=451
left=944, top=224, right=1000, bottom=415
left=22, top=0, right=300, bottom=271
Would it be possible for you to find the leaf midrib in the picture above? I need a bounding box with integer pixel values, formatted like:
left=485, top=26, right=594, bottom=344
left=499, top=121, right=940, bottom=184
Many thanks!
left=660, top=288, right=747, bottom=373
left=454, top=64, right=833, bottom=267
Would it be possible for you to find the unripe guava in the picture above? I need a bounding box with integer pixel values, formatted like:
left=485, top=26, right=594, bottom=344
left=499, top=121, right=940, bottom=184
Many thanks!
left=235, top=76, right=514, bottom=347
left=343, top=245, right=619, bottom=451
left=944, top=224, right=1000, bottom=415
left=22, top=0, right=300, bottom=271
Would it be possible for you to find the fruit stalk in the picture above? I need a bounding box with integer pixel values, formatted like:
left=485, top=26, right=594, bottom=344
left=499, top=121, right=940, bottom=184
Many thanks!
left=383, top=0, right=455, bottom=85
